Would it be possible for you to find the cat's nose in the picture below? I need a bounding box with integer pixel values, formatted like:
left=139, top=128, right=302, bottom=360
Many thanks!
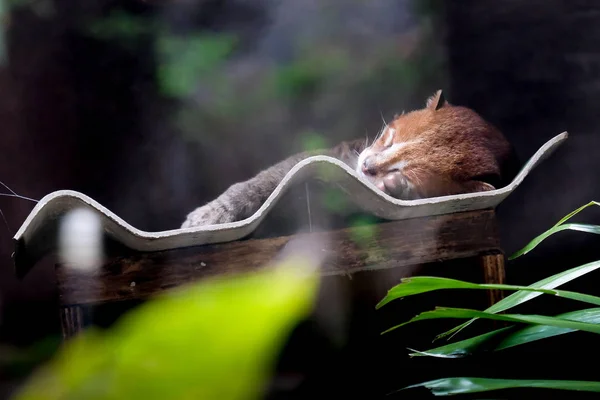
left=362, top=157, right=377, bottom=176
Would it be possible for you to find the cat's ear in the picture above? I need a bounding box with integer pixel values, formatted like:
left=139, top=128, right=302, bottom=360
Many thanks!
left=426, top=90, right=448, bottom=111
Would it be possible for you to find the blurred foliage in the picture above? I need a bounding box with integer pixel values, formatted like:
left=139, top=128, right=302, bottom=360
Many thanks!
left=348, top=215, right=379, bottom=248
left=12, top=254, right=320, bottom=400
left=87, top=10, right=157, bottom=42
left=56, top=1, right=449, bottom=169
left=322, top=188, right=350, bottom=214
left=271, top=49, right=349, bottom=100
left=156, top=33, right=238, bottom=97
left=299, top=131, right=329, bottom=152
left=0, top=336, right=61, bottom=379
left=2, top=0, right=447, bottom=147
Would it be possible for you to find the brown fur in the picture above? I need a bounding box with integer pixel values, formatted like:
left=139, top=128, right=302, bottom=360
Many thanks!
left=357, top=90, right=517, bottom=199
left=181, top=90, right=519, bottom=228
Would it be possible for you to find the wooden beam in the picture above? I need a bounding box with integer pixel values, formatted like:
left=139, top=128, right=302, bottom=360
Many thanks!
left=56, top=209, right=501, bottom=306
left=481, top=253, right=507, bottom=305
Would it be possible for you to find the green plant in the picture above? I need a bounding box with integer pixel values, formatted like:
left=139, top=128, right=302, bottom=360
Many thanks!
left=378, top=201, right=600, bottom=396
left=11, top=250, right=320, bottom=400
left=157, top=33, right=238, bottom=98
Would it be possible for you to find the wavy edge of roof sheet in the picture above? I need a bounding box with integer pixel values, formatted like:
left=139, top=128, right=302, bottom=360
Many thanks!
left=12, top=132, right=568, bottom=277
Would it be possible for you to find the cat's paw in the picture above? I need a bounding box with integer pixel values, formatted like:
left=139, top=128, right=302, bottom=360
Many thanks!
left=181, top=202, right=237, bottom=228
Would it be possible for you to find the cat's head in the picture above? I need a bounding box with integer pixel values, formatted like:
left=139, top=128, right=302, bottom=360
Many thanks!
left=356, top=90, right=517, bottom=199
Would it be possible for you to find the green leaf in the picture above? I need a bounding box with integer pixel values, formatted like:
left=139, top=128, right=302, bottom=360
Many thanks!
left=13, top=254, right=320, bottom=400
left=510, top=200, right=600, bottom=260
left=435, top=259, right=600, bottom=341
left=377, top=276, right=556, bottom=309
left=494, top=307, right=600, bottom=351
left=409, top=308, right=600, bottom=358
left=383, top=307, right=600, bottom=335
left=509, top=223, right=600, bottom=260
left=552, top=201, right=600, bottom=228
left=377, top=276, right=600, bottom=311
left=437, top=202, right=600, bottom=342
left=402, top=377, right=600, bottom=396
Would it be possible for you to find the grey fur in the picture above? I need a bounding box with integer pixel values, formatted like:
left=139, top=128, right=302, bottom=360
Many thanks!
left=181, top=139, right=366, bottom=228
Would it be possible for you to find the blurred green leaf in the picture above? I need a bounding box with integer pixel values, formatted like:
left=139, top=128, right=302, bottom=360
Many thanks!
left=383, top=307, right=600, bottom=335
left=435, top=259, right=600, bottom=341
left=13, top=255, right=319, bottom=400
left=348, top=215, right=379, bottom=246
left=0, top=336, right=61, bottom=377
left=402, top=377, right=600, bottom=396
left=274, top=62, right=323, bottom=98
left=322, top=189, right=349, bottom=213
left=87, top=10, right=156, bottom=40
left=272, top=50, right=348, bottom=99
left=299, top=131, right=328, bottom=152
left=409, top=308, right=600, bottom=358
left=157, top=33, right=237, bottom=97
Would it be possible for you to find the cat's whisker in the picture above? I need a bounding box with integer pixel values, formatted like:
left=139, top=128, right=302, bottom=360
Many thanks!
left=409, top=170, right=425, bottom=188
left=375, top=122, right=387, bottom=142
left=380, top=110, right=388, bottom=126
left=0, top=180, right=17, bottom=196
left=0, top=193, right=38, bottom=202
left=0, top=181, right=39, bottom=234
left=0, top=208, right=10, bottom=234
left=0, top=180, right=39, bottom=203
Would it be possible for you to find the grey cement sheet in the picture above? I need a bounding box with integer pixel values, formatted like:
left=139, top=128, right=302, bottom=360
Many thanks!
left=12, top=132, right=568, bottom=276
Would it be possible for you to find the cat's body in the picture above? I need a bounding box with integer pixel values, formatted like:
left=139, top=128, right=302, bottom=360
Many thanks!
left=181, top=90, right=518, bottom=228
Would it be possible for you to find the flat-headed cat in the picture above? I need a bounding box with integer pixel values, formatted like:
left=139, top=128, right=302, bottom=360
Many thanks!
left=181, top=90, right=519, bottom=228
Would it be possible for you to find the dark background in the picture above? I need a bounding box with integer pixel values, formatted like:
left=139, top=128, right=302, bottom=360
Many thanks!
left=1, top=0, right=600, bottom=398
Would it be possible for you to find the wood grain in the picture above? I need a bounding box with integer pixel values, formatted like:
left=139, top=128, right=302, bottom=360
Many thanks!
left=56, top=209, right=501, bottom=306
left=481, top=252, right=507, bottom=306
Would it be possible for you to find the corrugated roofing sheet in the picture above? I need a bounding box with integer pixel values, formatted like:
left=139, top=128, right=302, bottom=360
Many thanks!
left=12, top=132, right=568, bottom=277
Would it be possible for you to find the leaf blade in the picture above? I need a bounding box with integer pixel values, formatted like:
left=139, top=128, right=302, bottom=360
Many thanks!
left=509, top=223, right=600, bottom=260
left=552, top=201, right=600, bottom=228
left=435, top=259, right=600, bottom=341
left=403, top=377, right=600, bottom=396
left=377, top=276, right=600, bottom=311
left=376, top=276, right=558, bottom=309
left=508, top=200, right=600, bottom=261
left=384, top=307, right=600, bottom=335
left=410, top=308, right=600, bottom=358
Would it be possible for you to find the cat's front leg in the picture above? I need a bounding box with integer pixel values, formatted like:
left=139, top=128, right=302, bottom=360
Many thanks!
left=181, top=186, right=244, bottom=228
left=181, top=139, right=366, bottom=228
left=181, top=153, right=311, bottom=228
